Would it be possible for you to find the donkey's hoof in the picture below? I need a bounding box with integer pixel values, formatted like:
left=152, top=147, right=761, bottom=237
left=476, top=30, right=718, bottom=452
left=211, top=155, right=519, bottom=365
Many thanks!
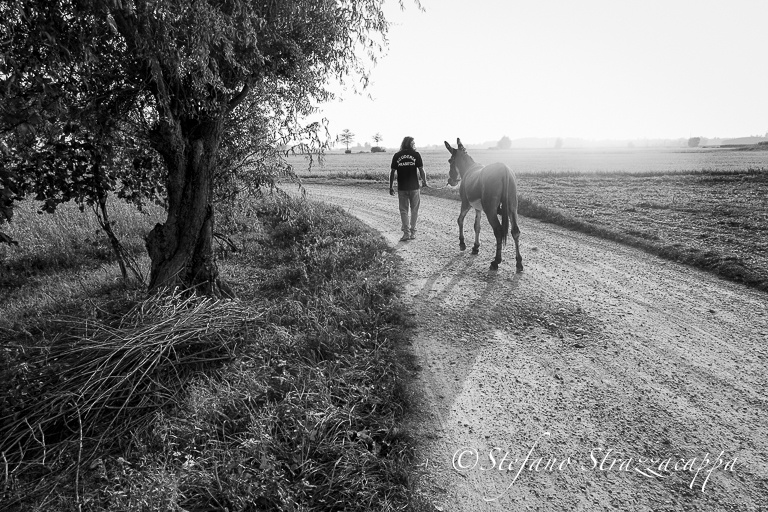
left=459, top=242, right=466, bottom=251
left=489, top=260, right=499, bottom=270
left=471, top=246, right=479, bottom=255
left=516, top=263, right=524, bottom=272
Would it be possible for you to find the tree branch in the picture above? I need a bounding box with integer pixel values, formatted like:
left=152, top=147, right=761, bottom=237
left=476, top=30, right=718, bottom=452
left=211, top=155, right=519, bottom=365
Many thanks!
left=227, top=83, right=251, bottom=113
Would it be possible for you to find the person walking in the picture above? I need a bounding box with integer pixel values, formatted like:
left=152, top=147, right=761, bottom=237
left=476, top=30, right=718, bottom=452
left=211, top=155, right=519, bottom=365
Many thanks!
left=390, top=136, right=428, bottom=241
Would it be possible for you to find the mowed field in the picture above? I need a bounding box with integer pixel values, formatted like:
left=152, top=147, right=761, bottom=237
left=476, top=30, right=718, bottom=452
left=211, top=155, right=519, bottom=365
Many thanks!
left=292, top=147, right=768, bottom=290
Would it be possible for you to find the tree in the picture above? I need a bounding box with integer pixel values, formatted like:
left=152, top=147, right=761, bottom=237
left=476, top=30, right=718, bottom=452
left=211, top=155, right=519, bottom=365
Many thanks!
left=554, top=137, right=563, bottom=149
left=339, top=129, right=356, bottom=152
left=497, top=135, right=512, bottom=150
left=371, top=132, right=384, bottom=152
left=1, top=0, right=397, bottom=295
left=688, top=137, right=701, bottom=147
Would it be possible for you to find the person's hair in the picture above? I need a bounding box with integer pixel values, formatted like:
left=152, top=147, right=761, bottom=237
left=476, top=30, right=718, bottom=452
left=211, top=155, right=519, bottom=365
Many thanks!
left=399, top=136, right=415, bottom=152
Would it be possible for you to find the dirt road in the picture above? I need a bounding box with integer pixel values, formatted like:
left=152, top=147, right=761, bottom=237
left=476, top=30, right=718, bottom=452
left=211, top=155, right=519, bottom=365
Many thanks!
left=297, top=183, right=768, bottom=511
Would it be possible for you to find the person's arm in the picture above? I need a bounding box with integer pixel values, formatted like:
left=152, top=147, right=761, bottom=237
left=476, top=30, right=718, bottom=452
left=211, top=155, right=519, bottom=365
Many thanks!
left=416, top=152, right=427, bottom=188
left=419, top=166, right=428, bottom=188
left=389, top=168, right=396, bottom=195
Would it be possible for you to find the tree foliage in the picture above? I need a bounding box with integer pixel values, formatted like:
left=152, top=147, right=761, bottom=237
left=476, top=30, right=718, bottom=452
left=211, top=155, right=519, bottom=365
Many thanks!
left=497, top=135, right=512, bottom=150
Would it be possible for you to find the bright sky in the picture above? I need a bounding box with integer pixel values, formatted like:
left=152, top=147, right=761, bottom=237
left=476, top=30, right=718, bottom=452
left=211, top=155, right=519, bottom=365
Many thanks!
left=318, top=0, right=768, bottom=148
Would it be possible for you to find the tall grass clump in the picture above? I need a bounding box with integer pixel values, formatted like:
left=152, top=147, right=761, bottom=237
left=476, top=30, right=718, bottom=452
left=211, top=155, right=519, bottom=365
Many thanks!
left=2, top=194, right=417, bottom=511
left=1, top=289, right=261, bottom=508
left=0, top=197, right=162, bottom=289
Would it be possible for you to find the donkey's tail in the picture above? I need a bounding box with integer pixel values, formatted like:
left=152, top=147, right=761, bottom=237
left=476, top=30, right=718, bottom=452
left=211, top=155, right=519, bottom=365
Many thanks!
left=500, top=170, right=510, bottom=246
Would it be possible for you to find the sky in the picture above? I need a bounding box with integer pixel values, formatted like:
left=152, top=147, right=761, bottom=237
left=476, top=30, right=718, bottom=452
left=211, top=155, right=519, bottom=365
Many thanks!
left=316, top=0, right=768, bottom=148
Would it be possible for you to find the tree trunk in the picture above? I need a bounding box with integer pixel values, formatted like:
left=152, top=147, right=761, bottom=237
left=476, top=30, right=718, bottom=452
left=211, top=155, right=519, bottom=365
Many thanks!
left=146, top=117, right=231, bottom=297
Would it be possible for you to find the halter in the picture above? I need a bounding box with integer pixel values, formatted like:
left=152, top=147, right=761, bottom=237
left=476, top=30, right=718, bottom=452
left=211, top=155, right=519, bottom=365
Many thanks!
left=447, top=149, right=483, bottom=187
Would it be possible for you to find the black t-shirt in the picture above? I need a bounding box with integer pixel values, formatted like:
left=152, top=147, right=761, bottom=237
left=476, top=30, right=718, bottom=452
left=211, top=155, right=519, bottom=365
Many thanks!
left=390, top=149, right=424, bottom=191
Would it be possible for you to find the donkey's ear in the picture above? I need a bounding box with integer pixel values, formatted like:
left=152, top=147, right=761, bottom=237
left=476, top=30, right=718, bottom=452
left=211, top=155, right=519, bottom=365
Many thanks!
left=457, top=138, right=465, bottom=150
left=444, top=141, right=455, bottom=154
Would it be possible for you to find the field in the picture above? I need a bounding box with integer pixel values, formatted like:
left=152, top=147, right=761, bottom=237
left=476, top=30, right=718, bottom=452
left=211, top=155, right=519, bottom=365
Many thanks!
left=294, top=147, right=768, bottom=290
left=290, top=146, right=768, bottom=177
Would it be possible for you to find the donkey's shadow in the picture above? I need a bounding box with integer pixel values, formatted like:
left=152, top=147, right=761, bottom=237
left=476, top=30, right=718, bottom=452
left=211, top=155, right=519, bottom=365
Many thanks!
left=417, top=253, right=522, bottom=309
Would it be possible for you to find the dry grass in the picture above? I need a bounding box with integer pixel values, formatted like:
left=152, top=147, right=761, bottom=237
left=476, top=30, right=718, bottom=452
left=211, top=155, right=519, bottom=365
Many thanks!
left=1, top=289, right=261, bottom=505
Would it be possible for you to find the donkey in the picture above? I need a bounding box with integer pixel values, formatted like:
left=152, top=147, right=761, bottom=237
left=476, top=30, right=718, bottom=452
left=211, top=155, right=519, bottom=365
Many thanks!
left=444, top=138, right=523, bottom=271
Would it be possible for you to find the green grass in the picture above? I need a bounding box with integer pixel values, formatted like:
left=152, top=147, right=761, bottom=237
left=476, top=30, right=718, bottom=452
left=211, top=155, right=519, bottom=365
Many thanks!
left=1, top=195, right=419, bottom=511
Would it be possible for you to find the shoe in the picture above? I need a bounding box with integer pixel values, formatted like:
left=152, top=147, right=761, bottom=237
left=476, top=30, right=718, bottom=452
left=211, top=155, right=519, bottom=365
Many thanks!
left=409, top=232, right=416, bottom=240
left=400, top=234, right=410, bottom=242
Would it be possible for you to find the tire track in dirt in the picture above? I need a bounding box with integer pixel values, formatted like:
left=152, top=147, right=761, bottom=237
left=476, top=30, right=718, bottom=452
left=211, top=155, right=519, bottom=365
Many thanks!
left=292, top=183, right=768, bottom=511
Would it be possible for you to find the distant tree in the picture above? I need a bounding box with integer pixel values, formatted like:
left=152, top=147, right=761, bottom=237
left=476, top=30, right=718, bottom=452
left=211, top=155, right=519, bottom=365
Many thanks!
left=688, top=137, right=702, bottom=148
left=497, top=136, right=512, bottom=150
left=339, top=129, right=355, bottom=153
left=371, top=132, right=385, bottom=152
left=554, top=137, right=563, bottom=149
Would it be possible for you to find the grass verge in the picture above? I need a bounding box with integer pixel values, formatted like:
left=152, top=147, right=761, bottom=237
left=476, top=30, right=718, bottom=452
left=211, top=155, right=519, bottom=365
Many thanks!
left=1, top=194, right=418, bottom=511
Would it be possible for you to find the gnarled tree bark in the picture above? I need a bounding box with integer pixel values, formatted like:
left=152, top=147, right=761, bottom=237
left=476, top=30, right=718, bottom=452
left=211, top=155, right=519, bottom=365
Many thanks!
left=146, top=117, right=231, bottom=297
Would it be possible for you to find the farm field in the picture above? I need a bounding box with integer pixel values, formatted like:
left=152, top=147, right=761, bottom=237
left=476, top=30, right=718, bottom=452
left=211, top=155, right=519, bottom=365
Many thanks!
left=293, top=148, right=768, bottom=290
left=291, top=146, right=768, bottom=176
left=515, top=170, right=768, bottom=290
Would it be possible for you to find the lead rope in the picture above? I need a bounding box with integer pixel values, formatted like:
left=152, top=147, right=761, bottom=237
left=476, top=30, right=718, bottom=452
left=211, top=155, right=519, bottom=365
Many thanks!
left=424, top=183, right=454, bottom=190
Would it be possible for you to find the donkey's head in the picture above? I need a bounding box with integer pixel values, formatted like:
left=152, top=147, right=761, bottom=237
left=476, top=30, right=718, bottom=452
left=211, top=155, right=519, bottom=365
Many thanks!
left=444, top=138, right=474, bottom=186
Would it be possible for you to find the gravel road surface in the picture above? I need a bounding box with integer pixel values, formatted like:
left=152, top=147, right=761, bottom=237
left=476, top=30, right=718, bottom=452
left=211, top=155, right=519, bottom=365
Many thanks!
left=296, top=183, right=768, bottom=512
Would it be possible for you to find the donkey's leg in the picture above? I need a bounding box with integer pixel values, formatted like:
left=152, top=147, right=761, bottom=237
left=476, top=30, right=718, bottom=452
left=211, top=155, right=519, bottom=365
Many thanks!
left=508, top=181, right=523, bottom=272
left=512, top=212, right=523, bottom=272
left=484, top=209, right=504, bottom=270
left=457, top=203, right=471, bottom=251
left=471, top=209, right=482, bottom=254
